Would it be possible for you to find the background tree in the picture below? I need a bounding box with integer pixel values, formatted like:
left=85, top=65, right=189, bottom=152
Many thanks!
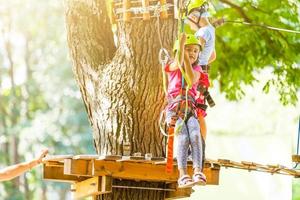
left=0, top=0, right=93, bottom=199
left=64, top=0, right=299, bottom=199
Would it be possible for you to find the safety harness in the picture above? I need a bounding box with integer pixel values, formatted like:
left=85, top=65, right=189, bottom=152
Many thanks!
left=165, top=77, right=197, bottom=173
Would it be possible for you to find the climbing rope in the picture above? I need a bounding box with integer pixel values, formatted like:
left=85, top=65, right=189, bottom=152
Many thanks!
left=154, top=2, right=170, bottom=96
left=225, top=20, right=300, bottom=34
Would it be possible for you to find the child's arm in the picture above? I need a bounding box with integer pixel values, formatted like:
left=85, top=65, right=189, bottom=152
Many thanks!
left=183, top=51, right=200, bottom=84
left=199, top=37, right=216, bottom=65
left=168, top=34, right=186, bottom=71
left=208, top=50, right=216, bottom=64
left=198, top=36, right=206, bottom=50
left=0, top=149, right=48, bottom=181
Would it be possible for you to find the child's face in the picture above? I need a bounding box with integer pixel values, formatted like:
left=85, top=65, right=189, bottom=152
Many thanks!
left=185, top=44, right=200, bottom=64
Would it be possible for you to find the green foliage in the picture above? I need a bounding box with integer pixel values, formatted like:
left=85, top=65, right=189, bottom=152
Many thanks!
left=293, top=179, right=300, bottom=200
left=210, top=0, right=300, bottom=105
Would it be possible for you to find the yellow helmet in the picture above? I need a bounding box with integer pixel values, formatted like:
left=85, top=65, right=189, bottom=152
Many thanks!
left=173, top=34, right=201, bottom=52
left=187, top=0, right=207, bottom=14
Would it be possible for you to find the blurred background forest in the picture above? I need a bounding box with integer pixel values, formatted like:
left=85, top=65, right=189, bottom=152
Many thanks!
left=0, top=1, right=93, bottom=199
left=0, top=0, right=299, bottom=200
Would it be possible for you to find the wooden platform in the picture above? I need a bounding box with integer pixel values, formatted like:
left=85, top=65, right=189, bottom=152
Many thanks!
left=43, top=155, right=220, bottom=199
left=292, top=155, right=300, bottom=163
left=43, top=155, right=300, bottom=199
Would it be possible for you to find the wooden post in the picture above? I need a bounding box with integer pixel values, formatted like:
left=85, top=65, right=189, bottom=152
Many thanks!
left=142, top=0, right=150, bottom=20
left=292, top=155, right=300, bottom=163
left=123, top=0, right=131, bottom=22
left=165, top=183, right=192, bottom=199
left=160, top=0, right=168, bottom=19
left=72, top=176, right=112, bottom=199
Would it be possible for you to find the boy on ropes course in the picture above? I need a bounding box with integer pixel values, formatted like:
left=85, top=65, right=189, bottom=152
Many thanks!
left=163, top=33, right=206, bottom=188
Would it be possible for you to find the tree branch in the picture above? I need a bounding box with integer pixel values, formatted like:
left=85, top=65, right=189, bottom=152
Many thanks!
left=219, top=0, right=251, bottom=22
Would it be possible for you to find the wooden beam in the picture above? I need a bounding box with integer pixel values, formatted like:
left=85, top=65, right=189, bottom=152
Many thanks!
left=160, top=0, right=168, bottom=19
left=142, top=0, right=150, bottom=20
left=44, top=161, right=64, bottom=168
left=43, top=155, right=73, bottom=162
left=47, top=157, right=220, bottom=185
left=72, top=176, right=112, bottom=199
left=292, top=155, right=300, bottom=163
left=123, top=0, right=131, bottom=22
left=73, top=155, right=100, bottom=160
left=43, top=164, right=86, bottom=183
left=64, top=159, right=93, bottom=177
left=92, top=160, right=219, bottom=185
left=165, top=183, right=192, bottom=199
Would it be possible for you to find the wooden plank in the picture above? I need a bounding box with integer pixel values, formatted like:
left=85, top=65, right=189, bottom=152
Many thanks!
left=97, top=155, right=122, bottom=161
left=43, top=165, right=86, bottom=183
left=241, top=161, right=269, bottom=171
left=114, top=0, right=160, bottom=7
left=92, top=160, right=219, bottom=185
left=73, top=155, right=100, bottom=160
left=64, top=159, right=93, bottom=177
left=218, top=159, right=245, bottom=169
left=123, top=0, right=131, bottom=22
left=142, top=0, right=150, bottom=20
left=160, top=0, right=168, bottom=19
left=43, top=155, right=73, bottom=162
left=292, top=155, right=300, bottom=163
left=72, top=176, right=112, bottom=199
left=44, top=161, right=64, bottom=167
left=150, top=157, right=165, bottom=161
left=280, top=168, right=299, bottom=176
left=117, top=156, right=148, bottom=163
left=165, top=183, right=192, bottom=199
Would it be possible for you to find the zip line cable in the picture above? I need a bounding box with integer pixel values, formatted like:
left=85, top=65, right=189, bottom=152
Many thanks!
left=224, top=20, right=300, bottom=34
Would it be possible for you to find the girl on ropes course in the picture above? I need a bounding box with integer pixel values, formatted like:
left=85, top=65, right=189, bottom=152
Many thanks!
left=163, top=33, right=206, bottom=188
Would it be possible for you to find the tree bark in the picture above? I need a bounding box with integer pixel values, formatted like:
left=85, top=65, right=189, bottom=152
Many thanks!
left=65, top=0, right=177, bottom=199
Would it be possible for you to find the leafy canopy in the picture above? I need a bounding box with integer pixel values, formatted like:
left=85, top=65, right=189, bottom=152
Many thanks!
left=210, top=0, right=300, bottom=105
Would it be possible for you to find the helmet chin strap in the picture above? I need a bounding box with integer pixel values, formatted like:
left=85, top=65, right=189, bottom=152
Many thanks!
left=186, top=9, right=203, bottom=29
left=187, top=16, right=201, bottom=29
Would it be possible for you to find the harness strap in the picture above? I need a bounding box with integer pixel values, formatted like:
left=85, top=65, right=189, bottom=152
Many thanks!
left=168, top=94, right=196, bottom=105
left=196, top=103, right=208, bottom=111
left=200, top=65, right=210, bottom=73
left=166, top=116, right=177, bottom=173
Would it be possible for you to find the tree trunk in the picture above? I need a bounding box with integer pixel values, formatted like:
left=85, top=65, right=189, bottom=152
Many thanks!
left=65, top=1, right=176, bottom=199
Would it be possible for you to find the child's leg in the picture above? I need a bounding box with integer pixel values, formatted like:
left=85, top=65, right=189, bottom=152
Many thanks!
left=187, top=116, right=203, bottom=172
left=176, top=118, right=195, bottom=188
left=187, top=116, right=206, bottom=184
left=176, top=118, right=190, bottom=177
